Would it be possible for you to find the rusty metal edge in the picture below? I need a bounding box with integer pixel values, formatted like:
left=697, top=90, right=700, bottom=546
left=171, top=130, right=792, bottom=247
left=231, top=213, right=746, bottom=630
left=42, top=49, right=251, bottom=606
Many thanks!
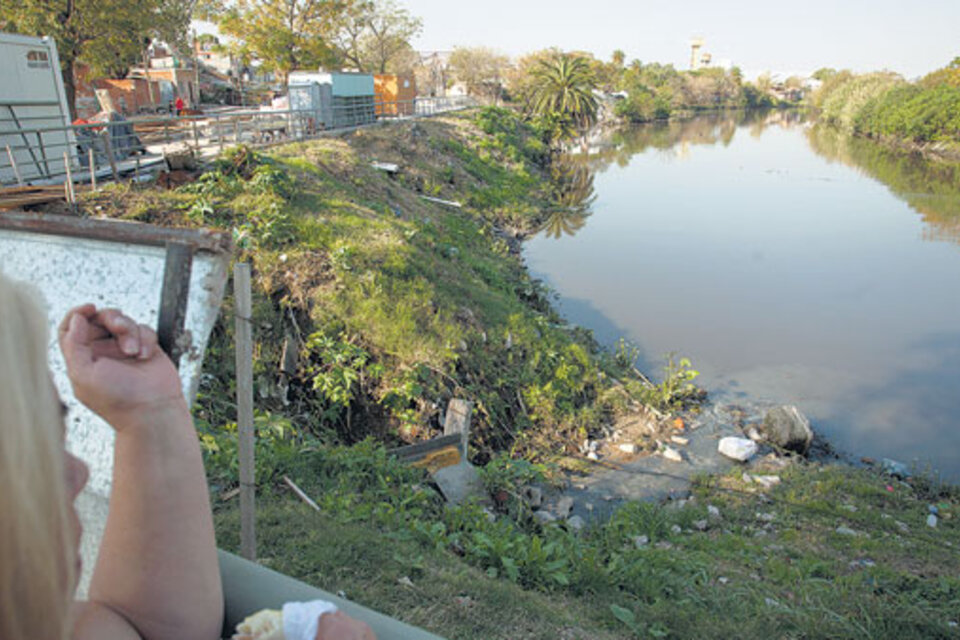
left=0, top=210, right=232, bottom=254
left=388, top=433, right=464, bottom=461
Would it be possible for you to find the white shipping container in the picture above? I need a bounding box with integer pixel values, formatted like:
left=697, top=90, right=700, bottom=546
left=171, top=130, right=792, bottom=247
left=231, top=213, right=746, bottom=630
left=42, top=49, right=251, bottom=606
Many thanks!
left=0, top=32, right=77, bottom=185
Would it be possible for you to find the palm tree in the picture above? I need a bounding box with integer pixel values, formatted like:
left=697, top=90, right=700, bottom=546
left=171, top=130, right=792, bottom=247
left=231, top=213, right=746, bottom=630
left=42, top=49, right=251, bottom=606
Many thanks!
left=528, top=53, right=600, bottom=139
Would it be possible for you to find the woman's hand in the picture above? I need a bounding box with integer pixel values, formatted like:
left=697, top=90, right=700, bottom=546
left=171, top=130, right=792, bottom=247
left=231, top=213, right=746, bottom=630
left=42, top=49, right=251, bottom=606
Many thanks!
left=316, top=612, right=376, bottom=640
left=58, top=304, right=185, bottom=431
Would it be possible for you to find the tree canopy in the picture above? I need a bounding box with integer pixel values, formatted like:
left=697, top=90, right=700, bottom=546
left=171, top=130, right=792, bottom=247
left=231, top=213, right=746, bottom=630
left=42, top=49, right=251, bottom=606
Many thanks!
left=527, top=52, right=599, bottom=138
left=331, top=0, right=422, bottom=74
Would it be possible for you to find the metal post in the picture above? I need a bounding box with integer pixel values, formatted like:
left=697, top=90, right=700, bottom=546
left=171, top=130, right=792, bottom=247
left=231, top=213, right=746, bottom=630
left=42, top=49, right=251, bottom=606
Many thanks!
left=192, top=120, right=200, bottom=148
left=103, top=133, right=120, bottom=182
left=218, top=116, right=224, bottom=152
left=5, top=144, right=23, bottom=186
left=88, top=148, right=97, bottom=190
left=234, top=262, right=256, bottom=561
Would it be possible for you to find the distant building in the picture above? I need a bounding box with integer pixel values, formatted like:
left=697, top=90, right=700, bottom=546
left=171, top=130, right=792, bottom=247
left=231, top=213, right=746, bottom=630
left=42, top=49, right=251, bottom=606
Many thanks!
left=689, top=38, right=713, bottom=71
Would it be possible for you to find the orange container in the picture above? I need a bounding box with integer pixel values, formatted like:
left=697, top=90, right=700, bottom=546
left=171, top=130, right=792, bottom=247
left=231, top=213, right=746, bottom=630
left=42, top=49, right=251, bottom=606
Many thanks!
left=374, top=74, right=417, bottom=117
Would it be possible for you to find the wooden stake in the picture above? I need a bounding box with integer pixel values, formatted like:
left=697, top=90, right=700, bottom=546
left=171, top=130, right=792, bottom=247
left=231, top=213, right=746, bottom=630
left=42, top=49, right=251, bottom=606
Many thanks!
left=88, top=148, right=97, bottom=190
left=283, top=476, right=321, bottom=513
left=62, top=152, right=76, bottom=204
left=234, top=262, right=256, bottom=561
left=5, top=145, right=23, bottom=186
left=103, top=133, right=119, bottom=181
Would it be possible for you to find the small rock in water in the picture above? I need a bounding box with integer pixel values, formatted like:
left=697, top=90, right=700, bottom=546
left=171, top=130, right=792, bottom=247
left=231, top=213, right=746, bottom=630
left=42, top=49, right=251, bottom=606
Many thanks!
left=633, top=535, right=650, bottom=548
left=718, top=437, right=758, bottom=462
left=534, top=510, right=557, bottom=525
left=927, top=514, right=939, bottom=528
left=761, top=405, right=814, bottom=454
left=661, top=446, right=683, bottom=463
left=555, top=496, right=575, bottom=518
left=618, top=443, right=638, bottom=454
left=671, top=435, right=690, bottom=446
left=707, top=505, right=721, bottom=519
left=880, top=458, right=911, bottom=479
left=836, top=526, right=858, bottom=536
left=567, top=515, right=586, bottom=532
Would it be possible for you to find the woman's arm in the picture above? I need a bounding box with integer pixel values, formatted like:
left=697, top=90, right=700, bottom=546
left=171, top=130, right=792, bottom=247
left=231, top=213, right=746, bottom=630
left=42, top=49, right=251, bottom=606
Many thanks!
left=61, top=306, right=223, bottom=640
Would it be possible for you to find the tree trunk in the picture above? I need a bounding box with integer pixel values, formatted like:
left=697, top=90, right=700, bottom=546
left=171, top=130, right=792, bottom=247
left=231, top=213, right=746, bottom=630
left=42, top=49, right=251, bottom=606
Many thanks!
left=62, top=60, right=78, bottom=121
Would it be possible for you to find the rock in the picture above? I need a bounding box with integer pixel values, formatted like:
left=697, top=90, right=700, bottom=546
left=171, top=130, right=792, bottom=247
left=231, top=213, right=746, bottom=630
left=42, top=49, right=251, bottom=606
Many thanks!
left=670, top=524, right=682, bottom=534
left=880, top=458, right=911, bottom=479
left=654, top=541, right=674, bottom=550
left=586, top=451, right=599, bottom=461
left=756, top=512, right=776, bottom=522
left=835, top=526, right=858, bottom=536
left=522, top=486, right=543, bottom=509
left=432, top=462, right=485, bottom=505
left=397, top=576, right=415, bottom=588
left=760, top=405, right=814, bottom=454
left=633, top=535, right=649, bottom=548
left=693, top=519, right=708, bottom=531
left=534, top=510, right=557, bottom=525
left=752, top=475, right=781, bottom=490
left=927, top=514, right=939, bottom=528
left=567, top=515, right=586, bottom=532
left=895, top=520, right=909, bottom=533
left=717, top=576, right=730, bottom=585
left=555, top=496, right=575, bottom=518
left=661, top=446, right=683, bottom=463
left=707, top=505, right=721, bottom=519
left=618, top=443, right=638, bottom=454
left=671, top=435, right=689, bottom=446
left=719, top=437, right=758, bottom=462
left=745, top=426, right=763, bottom=442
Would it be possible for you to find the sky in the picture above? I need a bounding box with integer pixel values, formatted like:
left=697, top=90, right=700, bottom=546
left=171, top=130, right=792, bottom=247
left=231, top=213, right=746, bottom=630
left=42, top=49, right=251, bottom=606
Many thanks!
left=402, top=0, right=960, bottom=80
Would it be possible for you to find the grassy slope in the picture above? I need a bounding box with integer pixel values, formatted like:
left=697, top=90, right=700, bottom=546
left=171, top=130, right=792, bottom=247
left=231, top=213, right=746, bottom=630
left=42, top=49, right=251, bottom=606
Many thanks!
left=76, top=110, right=960, bottom=639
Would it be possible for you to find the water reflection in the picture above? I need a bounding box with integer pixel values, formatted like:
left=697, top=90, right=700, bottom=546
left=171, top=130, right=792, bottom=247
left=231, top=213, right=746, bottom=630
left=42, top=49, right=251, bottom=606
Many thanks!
left=584, top=110, right=807, bottom=171
left=538, top=157, right=597, bottom=239
left=805, top=125, right=960, bottom=244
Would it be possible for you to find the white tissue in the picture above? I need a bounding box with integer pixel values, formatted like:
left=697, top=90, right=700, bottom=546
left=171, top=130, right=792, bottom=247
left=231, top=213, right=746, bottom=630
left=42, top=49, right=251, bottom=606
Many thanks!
left=282, top=600, right=339, bottom=640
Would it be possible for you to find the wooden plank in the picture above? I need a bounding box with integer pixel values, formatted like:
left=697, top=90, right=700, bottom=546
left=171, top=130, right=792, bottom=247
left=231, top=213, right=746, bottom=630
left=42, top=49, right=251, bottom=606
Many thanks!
left=409, top=446, right=461, bottom=474
left=388, top=432, right=463, bottom=461
left=0, top=211, right=231, bottom=253
left=0, top=194, right=64, bottom=210
left=234, top=262, right=256, bottom=561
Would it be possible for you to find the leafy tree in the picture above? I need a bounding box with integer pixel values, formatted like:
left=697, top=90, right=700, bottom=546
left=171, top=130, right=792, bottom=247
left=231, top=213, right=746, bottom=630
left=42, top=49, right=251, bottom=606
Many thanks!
left=331, top=0, right=422, bottom=73
left=448, top=46, right=511, bottom=104
left=218, top=0, right=348, bottom=85
left=527, top=52, right=599, bottom=139
left=1, top=0, right=194, bottom=117
left=611, top=49, right=626, bottom=69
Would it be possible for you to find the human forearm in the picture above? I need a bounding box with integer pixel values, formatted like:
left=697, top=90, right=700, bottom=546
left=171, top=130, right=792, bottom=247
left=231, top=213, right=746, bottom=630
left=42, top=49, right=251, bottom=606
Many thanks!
left=89, top=400, right=222, bottom=640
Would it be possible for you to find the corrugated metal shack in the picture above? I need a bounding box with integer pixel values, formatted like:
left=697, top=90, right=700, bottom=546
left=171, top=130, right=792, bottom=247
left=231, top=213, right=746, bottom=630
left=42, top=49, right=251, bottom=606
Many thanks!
left=375, top=74, right=417, bottom=117
left=0, top=32, right=77, bottom=184
left=288, top=70, right=376, bottom=129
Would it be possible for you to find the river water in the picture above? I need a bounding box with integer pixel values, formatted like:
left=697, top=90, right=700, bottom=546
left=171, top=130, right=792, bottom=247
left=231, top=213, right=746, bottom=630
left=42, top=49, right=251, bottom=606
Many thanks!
left=524, top=111, right=960, bottom=479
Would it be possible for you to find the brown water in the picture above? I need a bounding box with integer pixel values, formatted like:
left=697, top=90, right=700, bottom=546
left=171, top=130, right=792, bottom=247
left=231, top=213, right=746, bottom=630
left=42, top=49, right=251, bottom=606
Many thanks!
left=524, top=111, right=960, bottom=479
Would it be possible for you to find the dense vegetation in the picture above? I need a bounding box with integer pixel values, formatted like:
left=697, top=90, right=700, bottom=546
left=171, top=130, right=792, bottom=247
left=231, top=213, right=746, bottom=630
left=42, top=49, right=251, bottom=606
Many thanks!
left=810, top=59, right=960, bottom=151
left=84, top=109, right=692, bottom=465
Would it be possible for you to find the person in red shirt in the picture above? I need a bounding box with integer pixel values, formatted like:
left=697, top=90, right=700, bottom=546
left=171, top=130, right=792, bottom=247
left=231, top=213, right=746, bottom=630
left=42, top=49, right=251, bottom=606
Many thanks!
left=175, top=96, right=184, bottom=116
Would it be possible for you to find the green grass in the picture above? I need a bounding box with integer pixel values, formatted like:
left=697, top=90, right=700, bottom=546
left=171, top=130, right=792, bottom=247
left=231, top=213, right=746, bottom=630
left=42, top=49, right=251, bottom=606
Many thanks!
left=211, top=441, right=960, bottom=639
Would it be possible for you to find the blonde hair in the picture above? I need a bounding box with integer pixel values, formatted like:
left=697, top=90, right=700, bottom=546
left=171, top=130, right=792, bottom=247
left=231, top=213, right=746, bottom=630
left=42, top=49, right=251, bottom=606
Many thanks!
left=0, top=273, right=75, bottom=640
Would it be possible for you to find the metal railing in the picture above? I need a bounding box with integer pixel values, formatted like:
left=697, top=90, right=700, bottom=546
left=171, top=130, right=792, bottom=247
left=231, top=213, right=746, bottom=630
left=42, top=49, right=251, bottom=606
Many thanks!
left=0, top=95, right=476, bottom=189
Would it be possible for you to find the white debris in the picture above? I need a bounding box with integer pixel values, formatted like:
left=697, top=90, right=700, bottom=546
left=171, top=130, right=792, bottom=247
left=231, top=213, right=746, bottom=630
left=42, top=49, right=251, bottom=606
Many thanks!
left=670, top=435, right=689, bottom=446
left=718, top=437, right=758, bottom=462
left=567, top=515, right=586, bottom=533
left=835, top=526, right=858, bottom=536
left=633, top=535, right=650, bottom=548
left=618, top=443, right=638, bottom=454
left=707, top=505, right=721, bottom=519
left=397, top=576, right=415, bottom=588
left=752, top=475, right=781, bottom=490
left=927, top=514, right=939, bottom=528
left=670, top=524, right=682, bottom=534
left=661, top=446, right=683, bottom=463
